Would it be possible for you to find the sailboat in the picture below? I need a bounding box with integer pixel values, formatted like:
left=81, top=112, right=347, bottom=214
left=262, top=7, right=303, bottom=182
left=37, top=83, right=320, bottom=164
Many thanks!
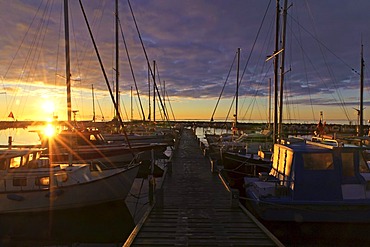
left=211, top=49, right=273, bottom=189
left=243, top=0, right=370, bottom=223
left=0, top=147, right=139, bottom=213
left=37, top=0, right=170, bottom=167
left=244, top=136, right=370, bottom=223
left=0, top=0, right=141, bottom=213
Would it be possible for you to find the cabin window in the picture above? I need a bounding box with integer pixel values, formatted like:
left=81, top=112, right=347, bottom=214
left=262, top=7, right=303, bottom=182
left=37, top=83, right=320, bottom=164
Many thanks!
left=277, top=149, right=287, bottom=175
left=270, top=148, right=294, bottom=181
left=341, top=152, right=355, bottom=177
left=55, top=171, right=68, bottom=183
left=21, top=155, right=28, bottom=167
left=13, top=177, right=27, bottom=186
left=303, top=153, right=334, bottom=170
left=271, top=147, right=281, bottom=177
left=9, top=157, right=22, bottom=169
left=36, top=176, right=50, bottom=186
left=360, top=155, right=370, bottom=173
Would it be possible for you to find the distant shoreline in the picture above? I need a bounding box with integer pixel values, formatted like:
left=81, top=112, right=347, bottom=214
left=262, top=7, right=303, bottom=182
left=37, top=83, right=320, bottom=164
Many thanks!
left=0, top=119, right=365, bottom=135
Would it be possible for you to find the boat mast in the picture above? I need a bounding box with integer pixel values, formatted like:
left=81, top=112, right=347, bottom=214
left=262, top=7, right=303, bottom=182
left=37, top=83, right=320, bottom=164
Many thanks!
left=64, top=0, right=73, bottom=166
left=153, top=60, right=156, bottom=122
left=131, top=86, right=133, bottom=121
left=273, top=0, right=280, bottom=144
left=278, top=0, right=288, bottom=140
left=115, top=0, right=120, bottom=121
left=92, top=84, right=96, bottom=122
left=64, top=0, right=72, bottom=126
left=234, top=48, right=240, bottom=135
left=359, top=42, right=364, bottom=136
left=148, top=65, right=151, bottom=121
left=268, top=78, right=272, bottom=129
left=163, top=80, right=166, bottom=111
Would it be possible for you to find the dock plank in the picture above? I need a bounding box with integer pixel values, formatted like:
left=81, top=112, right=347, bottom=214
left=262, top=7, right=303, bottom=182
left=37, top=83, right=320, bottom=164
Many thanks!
left=124, top=128, right=284, bottom=246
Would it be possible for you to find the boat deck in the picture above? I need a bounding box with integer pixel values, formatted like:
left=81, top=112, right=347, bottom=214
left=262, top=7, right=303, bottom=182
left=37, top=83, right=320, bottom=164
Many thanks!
left=124, top=128, right=283, bottom=246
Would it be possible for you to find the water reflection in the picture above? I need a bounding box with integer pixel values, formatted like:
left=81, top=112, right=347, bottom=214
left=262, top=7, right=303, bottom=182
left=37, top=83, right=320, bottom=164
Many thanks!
left=0, top=200, right=135, bottom=246
left=0, top=126, right=42, bottom=146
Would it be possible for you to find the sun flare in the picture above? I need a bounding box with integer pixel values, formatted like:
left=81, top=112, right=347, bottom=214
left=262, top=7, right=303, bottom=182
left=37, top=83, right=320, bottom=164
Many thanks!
left=43, top=124, right=56, bottom=137
left=42, top=100, right=55, bottom=114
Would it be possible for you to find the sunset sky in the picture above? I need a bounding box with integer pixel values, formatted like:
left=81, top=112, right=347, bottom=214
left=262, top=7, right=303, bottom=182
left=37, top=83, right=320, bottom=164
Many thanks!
left=0, top=0, right=370, bottom=124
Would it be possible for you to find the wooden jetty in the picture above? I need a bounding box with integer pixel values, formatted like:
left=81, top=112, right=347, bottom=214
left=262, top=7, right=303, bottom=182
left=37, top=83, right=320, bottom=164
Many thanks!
left=124, top=128, right=284, bottom=246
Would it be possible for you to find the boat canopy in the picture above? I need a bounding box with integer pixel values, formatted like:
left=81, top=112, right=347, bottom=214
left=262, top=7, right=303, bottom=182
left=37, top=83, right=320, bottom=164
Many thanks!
left=270, top=141, right=370, bottom=201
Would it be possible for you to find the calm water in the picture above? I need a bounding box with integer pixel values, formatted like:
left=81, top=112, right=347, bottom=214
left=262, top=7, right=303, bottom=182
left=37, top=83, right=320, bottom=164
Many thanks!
left=6, top=126, right=370, bottom=246
left=0, top=127, right=41, bottom=146
left=0, top=201, right=135, bottom=246
left=0, top=178, right=155, bottom=246
left=0, top=126, right=161, bottom=246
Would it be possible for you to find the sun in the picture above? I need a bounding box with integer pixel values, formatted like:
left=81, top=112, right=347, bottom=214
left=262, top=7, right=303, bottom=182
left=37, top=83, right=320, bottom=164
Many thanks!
left=42, top=100, right=55, bottom=114
left=43, top=123, right=56, bottom=137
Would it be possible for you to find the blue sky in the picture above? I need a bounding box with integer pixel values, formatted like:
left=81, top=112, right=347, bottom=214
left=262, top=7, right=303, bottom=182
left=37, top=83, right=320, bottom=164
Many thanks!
left=0, top=0, right=369, bottom=124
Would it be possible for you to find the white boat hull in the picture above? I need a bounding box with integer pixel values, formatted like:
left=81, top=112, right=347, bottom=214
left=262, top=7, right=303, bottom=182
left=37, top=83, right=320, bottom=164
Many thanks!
left=0, top=165, right=139, bottom=214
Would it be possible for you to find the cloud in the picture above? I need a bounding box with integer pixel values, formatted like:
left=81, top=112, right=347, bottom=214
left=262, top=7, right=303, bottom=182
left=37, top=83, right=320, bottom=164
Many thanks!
left=0, top=0, right=370, bottom=121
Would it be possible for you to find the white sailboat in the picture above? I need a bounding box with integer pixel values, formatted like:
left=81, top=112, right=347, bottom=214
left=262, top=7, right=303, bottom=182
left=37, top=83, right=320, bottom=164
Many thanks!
left=0, top=147, right=139, bottom=213
left=0, top=0, right=140, bottom=213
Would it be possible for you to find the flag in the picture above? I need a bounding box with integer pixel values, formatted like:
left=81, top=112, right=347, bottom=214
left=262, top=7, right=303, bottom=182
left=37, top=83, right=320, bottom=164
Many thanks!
left=8, top=112, right=14, bottom=119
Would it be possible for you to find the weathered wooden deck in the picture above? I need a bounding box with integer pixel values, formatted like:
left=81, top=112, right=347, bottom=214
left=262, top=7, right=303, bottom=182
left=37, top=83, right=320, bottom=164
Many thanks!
left=124, top=128, right=284, bottom=246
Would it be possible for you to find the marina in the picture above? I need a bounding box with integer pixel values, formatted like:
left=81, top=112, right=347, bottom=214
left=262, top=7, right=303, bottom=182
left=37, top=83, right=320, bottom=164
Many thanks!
left=0, top=0, right=370, bottom=246
left=125, top=127, right=283, bottom=246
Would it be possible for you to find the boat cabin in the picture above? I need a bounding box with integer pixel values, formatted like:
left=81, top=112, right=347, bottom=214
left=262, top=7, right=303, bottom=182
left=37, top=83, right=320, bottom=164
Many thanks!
left=0, top=148, right=68, bottom=192
left=257, top=138, right=370, bottom=201
left=0, top=149, right=47, bottom=170
left=41, top=128, right=107, bottom=148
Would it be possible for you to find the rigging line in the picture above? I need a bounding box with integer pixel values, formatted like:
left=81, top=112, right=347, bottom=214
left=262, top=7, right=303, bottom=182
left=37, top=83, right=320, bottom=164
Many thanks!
left=1, top=1, right=46, bottom=119
left=224, top=56, right=239, bottom=124
left=70, top=2, right=82, bottom=79
left=239, top=72, right=270, bottom=122
left=288, top=13, right=359, bottom=76
left=68, top=1, right=85, bottom=117
left=96, top=97, right=105, bottom=121
left=120, top=94, right=129, bottom=121
left=79, top=0, right=135, bottom=153
left=295, top=11, right=316, bottom=122
left=165, top=90, right=176, bottom=121
left=55, top=1, right=63, bottom=86
left=239, top=16, right=275, bottom=119
left=290, top=26, right=345, bottom=109
left=289, top=13, right=351, bottom=121
left=223, top=94, right=235, bottom=126
left=153, top=61, right=168, bottom=121
left=233, top=0, right=272, bottom=121
left=156, top=95, right=164, bottom=121
left=154, top=63, right=169, bottom=120
left=126, top=0, right=170, bottom=124
left=80, top=1, right=106, bottom=64
left=118, top=17, right=146, bottom=121
left=1, top=0, right=44, bottom=82
left=210, top=53, right=237, bottom=122
left=240, top=64, right=273, bottom=122
left=239, top=0, right=272, bottom=86
left=19, top=0, right=53, bottom=118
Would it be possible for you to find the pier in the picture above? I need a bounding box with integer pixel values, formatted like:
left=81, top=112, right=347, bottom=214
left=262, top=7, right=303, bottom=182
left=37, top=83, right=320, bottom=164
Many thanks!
left=124, top=128, right=284, bottom=246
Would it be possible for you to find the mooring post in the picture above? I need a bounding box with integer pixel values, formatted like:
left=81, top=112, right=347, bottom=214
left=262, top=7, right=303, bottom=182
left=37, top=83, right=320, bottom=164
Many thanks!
left=230, top=189, right=240, bottom=208
left=149, top=149, right=156, bottom=205
left=8, top=136, right=12, bottom=149
left=210, top=158, right=218, bottom=173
